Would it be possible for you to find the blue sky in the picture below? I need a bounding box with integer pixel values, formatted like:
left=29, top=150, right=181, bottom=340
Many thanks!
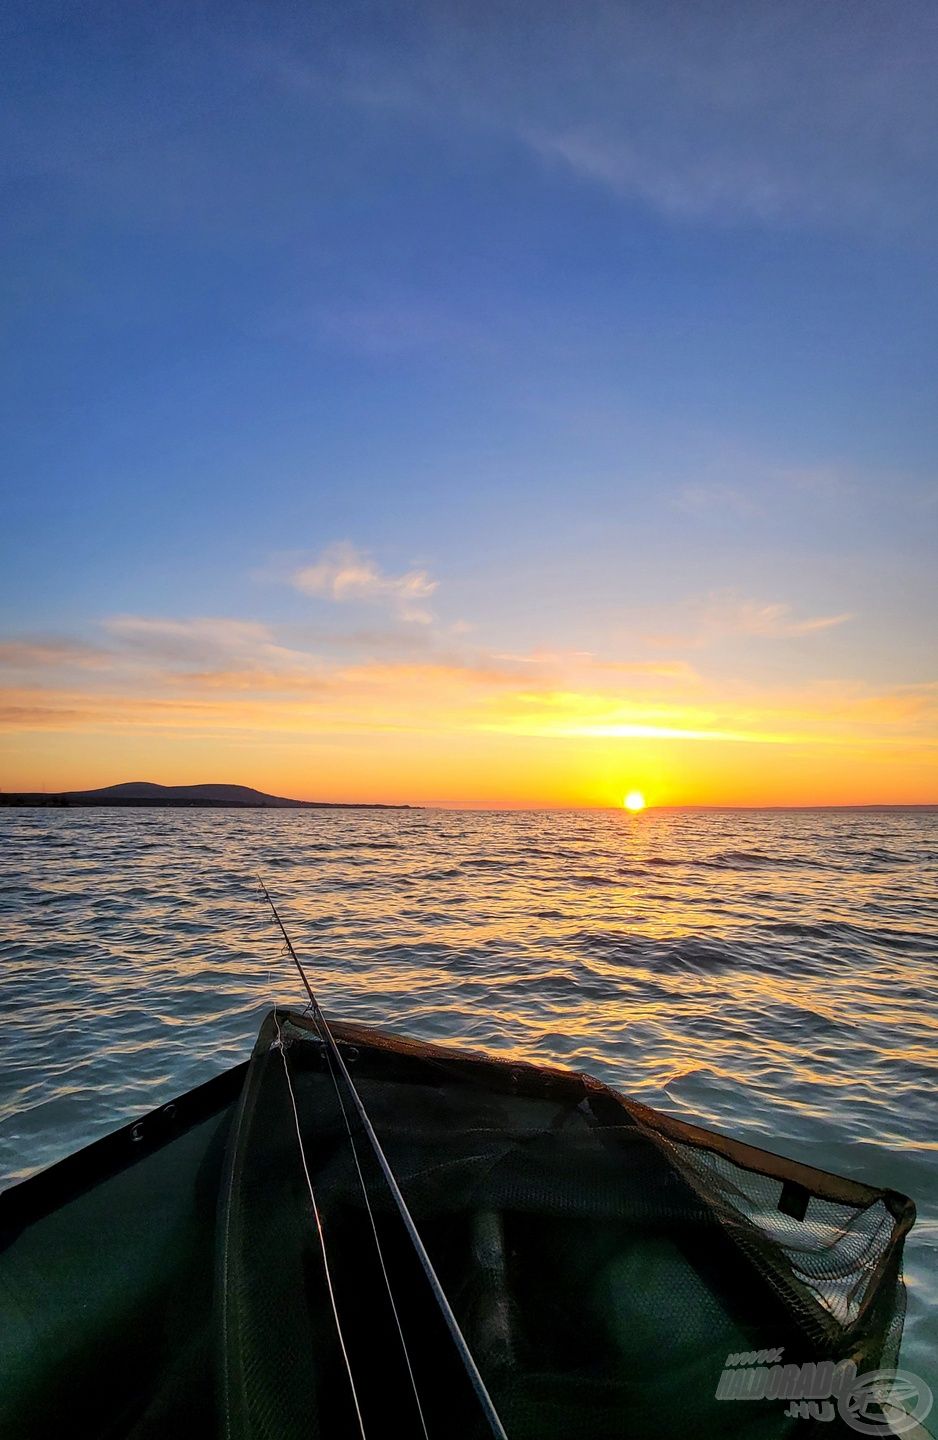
left=2, top=1, right=936, bottom=802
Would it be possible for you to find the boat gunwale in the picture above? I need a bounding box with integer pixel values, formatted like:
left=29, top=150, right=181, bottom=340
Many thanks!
left=283, top=1011, right=916, bottom=1222
left=0, top=1058, right=249, bottom=1235
left=0, top=1008, right=915, bottom=1244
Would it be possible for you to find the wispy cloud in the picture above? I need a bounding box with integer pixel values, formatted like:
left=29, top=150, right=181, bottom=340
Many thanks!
left=101, top=615, right=327, bottom=693
left=528, top=128, right=799, bottom=226
left=5, top=667, right=935, bottom=757
left=494, top=649, right=700, bottom=684
left=513, top=6, right=938, bottom=232
left=670, top=450, right=858, bottom=520
left=528, top=124, right=854, bottom=229
left=0, top=637, right=108, bottom=670
left=694, top=591, right=853, bottom=642
left=105, top=616, right=276, bottom=663
left=290, top=543, right=438, bottom=623
left=478, top=678, right=938, bottom=748
left=255, top=5, right=938, bottom=236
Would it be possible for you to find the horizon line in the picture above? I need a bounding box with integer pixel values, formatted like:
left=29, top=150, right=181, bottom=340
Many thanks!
left=2, top=785, right=936, bottom=814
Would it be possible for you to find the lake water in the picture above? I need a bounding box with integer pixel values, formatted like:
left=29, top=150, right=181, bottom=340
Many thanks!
left=1, top=805, right=936, bottom=1396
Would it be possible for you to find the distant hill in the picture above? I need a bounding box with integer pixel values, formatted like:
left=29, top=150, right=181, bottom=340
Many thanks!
left=0, top=781, right=411, bottom=810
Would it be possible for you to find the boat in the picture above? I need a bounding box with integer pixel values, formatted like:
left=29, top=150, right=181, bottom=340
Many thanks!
left=0, top=999, right=918, bottom=1439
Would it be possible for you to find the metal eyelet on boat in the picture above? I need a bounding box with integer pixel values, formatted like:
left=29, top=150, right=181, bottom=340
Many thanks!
left=161, top=1103, right=176, bottom=1121
left=341, top=1045, right=360, bottom=1065
left=131, top=1122, right=144, bottom=1143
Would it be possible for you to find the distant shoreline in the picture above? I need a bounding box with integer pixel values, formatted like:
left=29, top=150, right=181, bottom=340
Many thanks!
left=0, top=781, right=413, bottom=810
left=0, top=796, right=413, bottom=810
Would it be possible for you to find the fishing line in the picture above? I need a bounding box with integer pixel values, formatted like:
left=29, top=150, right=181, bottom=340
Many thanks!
left=272, top=1007, right=367, bottom=1440
left=258, top=888, right=429, bottom=1437
left=258, top=878, right=509, bottom=1440
left=309, top=1008, right=431, bottom=1439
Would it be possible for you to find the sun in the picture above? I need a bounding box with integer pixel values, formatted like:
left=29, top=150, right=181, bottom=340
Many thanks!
left=623, top=790, right=646, bottom=812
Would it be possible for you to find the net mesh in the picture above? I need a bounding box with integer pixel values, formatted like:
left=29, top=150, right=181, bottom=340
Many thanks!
left=217, top=1010, right=916, bottom=1439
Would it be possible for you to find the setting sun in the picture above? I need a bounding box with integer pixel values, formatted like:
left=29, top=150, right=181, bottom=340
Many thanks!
left=623, top=791, right=647, bottom=812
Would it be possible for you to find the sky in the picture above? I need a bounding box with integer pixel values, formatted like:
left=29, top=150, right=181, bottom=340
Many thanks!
left=1, top=0, right=936, bottom=807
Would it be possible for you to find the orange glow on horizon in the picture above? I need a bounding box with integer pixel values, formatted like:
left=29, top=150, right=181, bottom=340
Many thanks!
left=2, top=721, right=935, bottom=810
left=1, top=640, right=935, bottom=809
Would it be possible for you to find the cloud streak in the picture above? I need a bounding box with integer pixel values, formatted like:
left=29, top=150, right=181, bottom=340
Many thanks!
left=510, top=6, right=938, bottom=232
left=291, top=543, right=438, bottom=623
left=259, top=3, right=938, bottom=235
left=694, top=591, right=853, bottom=642
left=3, top=669, right=934, bottom=761
left=0, top=637, right=109, bottom=670
left=1, top=604, right=933, bottom=764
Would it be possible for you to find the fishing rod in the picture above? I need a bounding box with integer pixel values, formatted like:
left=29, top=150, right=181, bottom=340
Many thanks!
left=257, top=878, right=509, bottom=1440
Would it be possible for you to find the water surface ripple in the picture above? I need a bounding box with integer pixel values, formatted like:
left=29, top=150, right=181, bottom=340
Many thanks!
left=1, top=806, right=936, bottom=1389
